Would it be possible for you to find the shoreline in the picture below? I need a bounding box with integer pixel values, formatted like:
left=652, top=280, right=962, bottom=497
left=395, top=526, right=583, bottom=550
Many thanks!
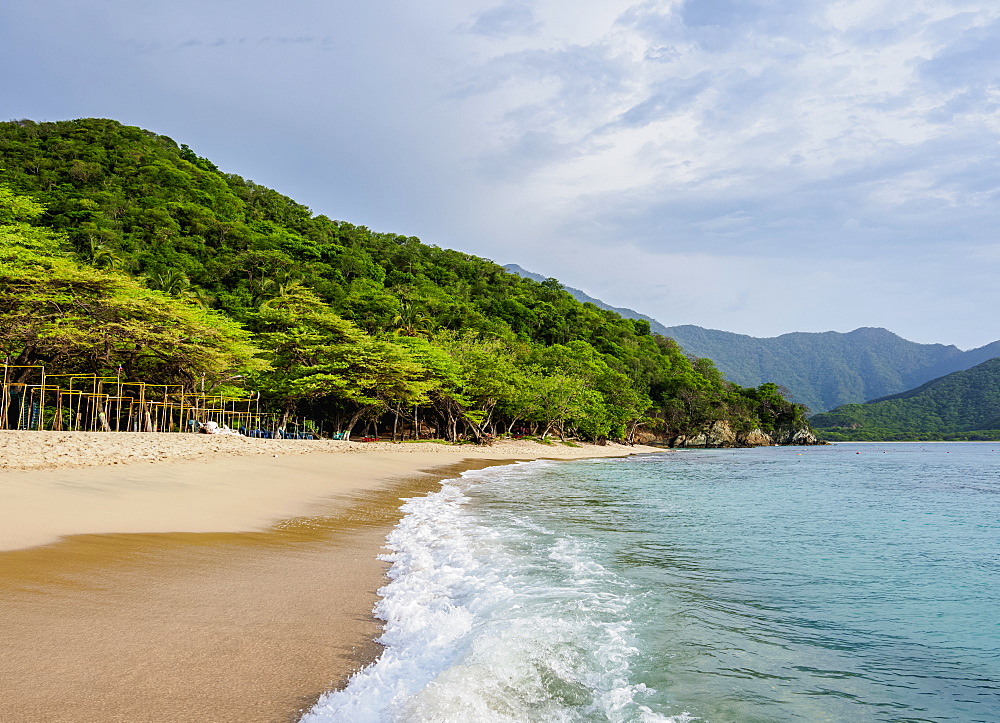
left=0, top=432, right=659, bottom=723
left=825, top=439, right=1000, bottom=444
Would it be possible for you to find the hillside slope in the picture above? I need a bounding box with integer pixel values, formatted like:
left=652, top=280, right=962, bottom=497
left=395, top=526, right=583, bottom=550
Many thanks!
left=502, top=265, right=1000, bottom=414
left=503, top=265, right=673, bottom=336
left=810, top=357, right=1000, bottom=441
left=0, top=118, right=816, bottom=445
left=659, top=326, right=1000, bottom=413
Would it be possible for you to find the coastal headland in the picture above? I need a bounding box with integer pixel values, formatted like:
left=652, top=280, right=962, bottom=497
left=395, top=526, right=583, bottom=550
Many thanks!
left=0, top=432, right=658, bottom=723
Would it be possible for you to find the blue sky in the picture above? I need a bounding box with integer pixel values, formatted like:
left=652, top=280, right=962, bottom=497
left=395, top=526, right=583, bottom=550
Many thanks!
left=2, top=0, right=999, bottom=348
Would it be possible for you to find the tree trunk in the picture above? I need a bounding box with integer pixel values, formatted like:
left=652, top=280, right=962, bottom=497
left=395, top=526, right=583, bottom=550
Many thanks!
left=342, top=405, right=372, bottom=442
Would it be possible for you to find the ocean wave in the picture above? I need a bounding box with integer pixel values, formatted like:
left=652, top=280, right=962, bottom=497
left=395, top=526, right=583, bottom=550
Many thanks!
left=302, top=464, right=687, bottom=723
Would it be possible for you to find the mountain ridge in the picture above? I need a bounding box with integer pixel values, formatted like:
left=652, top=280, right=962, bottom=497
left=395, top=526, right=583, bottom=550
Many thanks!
left=502, top=265, right=673, bottom=336
left=809, top=357, right=1000, bottom=440
left=503, top=265, right=1000, bottom=413
left=661, top=325, right=1000, bottom=413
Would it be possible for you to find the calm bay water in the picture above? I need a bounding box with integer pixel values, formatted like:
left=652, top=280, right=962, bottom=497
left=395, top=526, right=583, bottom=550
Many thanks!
left=305, top=443, right=1000, bottom=722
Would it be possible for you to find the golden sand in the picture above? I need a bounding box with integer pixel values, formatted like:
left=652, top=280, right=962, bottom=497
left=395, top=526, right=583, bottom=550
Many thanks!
left=0, top=433, right=659, bottom=722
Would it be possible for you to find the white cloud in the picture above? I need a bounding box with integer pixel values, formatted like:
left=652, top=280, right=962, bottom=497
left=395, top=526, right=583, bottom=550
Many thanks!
left=3, top=0, right=1000, bottom=346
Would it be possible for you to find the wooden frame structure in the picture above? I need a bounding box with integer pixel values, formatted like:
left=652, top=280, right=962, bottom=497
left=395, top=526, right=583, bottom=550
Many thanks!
left=0, top=361, right=319, bottom=438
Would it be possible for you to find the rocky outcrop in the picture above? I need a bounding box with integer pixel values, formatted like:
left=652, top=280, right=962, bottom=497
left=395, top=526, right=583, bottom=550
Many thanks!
left=772, top=426, right=824, bottom=445
left=671, top=421, right=737, bottom=448
left=657, top=421, right=825, bottom=448
left=633, top=430, right=660, bottom=445
left=740, top=428, right=773, bottom=446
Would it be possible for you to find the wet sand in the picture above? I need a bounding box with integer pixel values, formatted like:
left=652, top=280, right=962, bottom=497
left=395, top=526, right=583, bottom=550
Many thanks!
left=0, top=433, right=658, bottom=722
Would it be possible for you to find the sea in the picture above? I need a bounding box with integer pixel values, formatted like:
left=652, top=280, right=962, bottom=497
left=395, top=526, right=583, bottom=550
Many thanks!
left=303, top=443, right=1000, bottom=722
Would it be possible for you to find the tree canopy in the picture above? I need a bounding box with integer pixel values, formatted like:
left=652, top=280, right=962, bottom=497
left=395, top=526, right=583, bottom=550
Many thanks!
left=810, top=358, right=1000, bottom=441
left=0, top=185, right=263, bottom=386
left=0, top=118, right=813, bottom=444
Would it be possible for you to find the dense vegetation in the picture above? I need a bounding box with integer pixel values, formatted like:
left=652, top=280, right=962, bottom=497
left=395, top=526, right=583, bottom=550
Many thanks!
left=0, top=118, right=811, bottom=443
left=0, top=185, right=262, bottom=388
left=661, top=325, right=1000, bottom=413
left=504, top=264, right=670, bottom=336
left=810, top=358, right=1000, bottom=441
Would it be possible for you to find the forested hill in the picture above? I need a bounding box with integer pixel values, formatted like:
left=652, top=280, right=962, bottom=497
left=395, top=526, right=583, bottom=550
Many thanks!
left=503, top=265, right=672, bottom=336
left=660, top=325, right=1000, bottom=414
left=0, top=117, right=815, bottom=445
left=809, top=358, right=1000, bottom=441
left=500, top=266, right=1000, bottom=415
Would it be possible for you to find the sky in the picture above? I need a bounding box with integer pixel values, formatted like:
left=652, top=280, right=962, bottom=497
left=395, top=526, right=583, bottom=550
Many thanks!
left=2, top=0, right=1000, bottom=349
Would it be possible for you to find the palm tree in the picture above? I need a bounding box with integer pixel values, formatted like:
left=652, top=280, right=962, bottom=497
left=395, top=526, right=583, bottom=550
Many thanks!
left=181, top=287, right=214, bottom=308
left=391, top=306, right=435, bottom=338
left=79, top=236, right=124, bottom=270
left=145, top=269, right=191, bottom=296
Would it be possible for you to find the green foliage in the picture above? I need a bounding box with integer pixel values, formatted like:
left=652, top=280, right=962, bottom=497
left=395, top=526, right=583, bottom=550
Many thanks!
left=0, top=119, right=813, bottom=443
left=811, top=358, right=1000, bottom=440
left=0, top=185, right=264, bottom=386
left=249, top=283, right=433, bottom=427
left=0, top=184, right=44, bottom=223
left=664, top=325, right=1000, bottom=414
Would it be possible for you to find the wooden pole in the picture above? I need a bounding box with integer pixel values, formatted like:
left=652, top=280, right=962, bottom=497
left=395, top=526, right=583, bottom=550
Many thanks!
left=116, top=369, right=122, bottom=431
left=54, top=389, right=63, bottom=431
left=39, top=366, right=46, bottom=431
left=90, top=376, right=98, bottom=431
left=1, top=357, right=9, bottom=431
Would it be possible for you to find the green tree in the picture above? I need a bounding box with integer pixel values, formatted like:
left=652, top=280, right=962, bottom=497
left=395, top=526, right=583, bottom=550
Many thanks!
left=0, top=119, right=816, bottom=445
left=0, top=186, right=263, bottom=386
left=250, top=284, right=433, bottom=437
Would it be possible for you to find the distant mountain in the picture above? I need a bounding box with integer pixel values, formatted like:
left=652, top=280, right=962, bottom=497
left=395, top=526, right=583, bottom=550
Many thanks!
left=809, top=357, right=1000, bottom=441
left=502, top=265, right=1000, bottom=414
left=503, top=265, right=672, bottom=336
left=661, top=326, right=1000, bottom=414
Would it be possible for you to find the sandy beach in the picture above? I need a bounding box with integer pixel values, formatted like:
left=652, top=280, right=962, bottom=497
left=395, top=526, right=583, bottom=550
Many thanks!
left=0, top=432, right=658, bottom=723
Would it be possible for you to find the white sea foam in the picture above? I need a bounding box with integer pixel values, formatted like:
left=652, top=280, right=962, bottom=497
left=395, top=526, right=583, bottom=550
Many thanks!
left=302, top=463, right=691, bottom=722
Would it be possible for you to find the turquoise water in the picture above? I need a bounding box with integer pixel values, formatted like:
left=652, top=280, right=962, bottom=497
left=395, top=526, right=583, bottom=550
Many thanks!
left=306, top=443, right=1000, bottom=722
